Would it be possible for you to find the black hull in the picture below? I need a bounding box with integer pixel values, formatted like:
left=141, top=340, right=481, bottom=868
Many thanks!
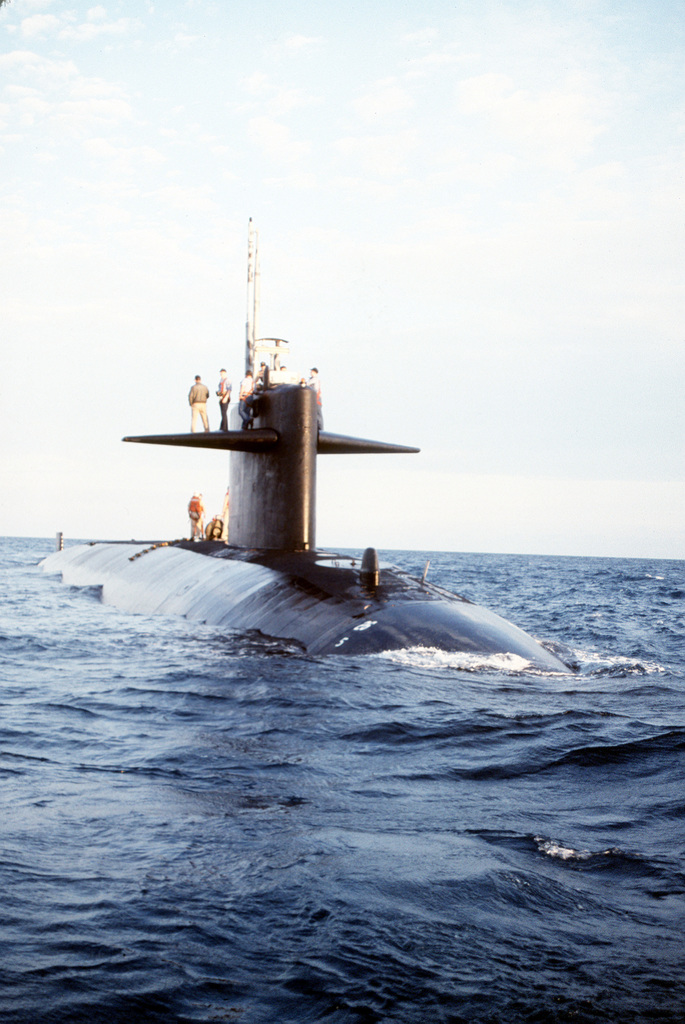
left=42, top=541, right=571, bottom=671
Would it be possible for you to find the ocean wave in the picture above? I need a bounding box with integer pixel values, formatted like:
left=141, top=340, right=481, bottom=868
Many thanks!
left=4, top=539, right=685, bottom=1023
left=575, top=651, right=666, bottom=677
left=375, top=646, right=564, bottom=675
left=534, top=836, right=624, bottom=862
left=397, top=726, right=685, bottom=783
left=532, top=835, right=685, bottom=895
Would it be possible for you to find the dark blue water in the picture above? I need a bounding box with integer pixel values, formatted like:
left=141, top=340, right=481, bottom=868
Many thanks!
left=1, top=537, right=684, bottom=1023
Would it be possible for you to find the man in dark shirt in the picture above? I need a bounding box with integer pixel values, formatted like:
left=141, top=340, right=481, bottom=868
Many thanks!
left=217, top=369, right=232, bottom=431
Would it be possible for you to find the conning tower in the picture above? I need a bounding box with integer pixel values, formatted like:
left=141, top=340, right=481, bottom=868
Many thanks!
left=123, top=222, right=418, bottom=551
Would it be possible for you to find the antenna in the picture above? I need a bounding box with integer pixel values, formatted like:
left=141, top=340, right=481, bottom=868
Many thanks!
left=253, top=229, right=261, bottom=366
left=245, top=218, right=258, bottom=374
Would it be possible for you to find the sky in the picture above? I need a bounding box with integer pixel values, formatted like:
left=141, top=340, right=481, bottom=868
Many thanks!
left=1, top=0, right=683, bottom=558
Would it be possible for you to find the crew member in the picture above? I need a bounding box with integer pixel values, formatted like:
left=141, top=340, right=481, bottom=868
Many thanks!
left=217, top=369, right=232, bottom=432
left=308, top=367, right=323, bottom=430
left=188, top=375, right=210, bottom=432
left=188, top=492, right=205, bottom=540
left=255, top=361, right=268, bottom=388
left=221, top=487, right=230, bottom=542
left=205, top=515, right=223, bottom=540
left=239, top=371, right=255, bottom=429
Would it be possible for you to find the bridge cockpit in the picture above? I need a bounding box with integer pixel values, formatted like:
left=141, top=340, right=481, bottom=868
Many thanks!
left=253, top=338, right=301, bottom=387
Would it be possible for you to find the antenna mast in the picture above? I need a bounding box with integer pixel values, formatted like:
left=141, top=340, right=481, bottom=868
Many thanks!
left=245, top=219, right=260, bottom=375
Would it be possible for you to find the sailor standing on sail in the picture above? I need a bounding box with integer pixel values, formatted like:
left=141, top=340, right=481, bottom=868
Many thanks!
left=239, top=371, right=255, bottom=429
left=188, top=375, right=210, bottom=432
left=217, top=369, right=232, bottom=432
left=308, top=367, right=323, bottom=430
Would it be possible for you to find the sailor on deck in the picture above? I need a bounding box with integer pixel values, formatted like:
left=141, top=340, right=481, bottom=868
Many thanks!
left=217, top=369, right=232, bottom=432
left=308, top=367, right=323, bottom=430
left=188, top=375, right=210, bottom=432
left=188, top=492, right=205, bottom=540
left=239, top=371, right=255, bottom=429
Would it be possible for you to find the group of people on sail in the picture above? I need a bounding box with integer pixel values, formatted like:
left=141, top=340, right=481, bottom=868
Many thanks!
left=188, top=366, right=322, bottom=433
left=185, top=364, right=322, bottom=540
left=238, top=366, right=322, bottom=430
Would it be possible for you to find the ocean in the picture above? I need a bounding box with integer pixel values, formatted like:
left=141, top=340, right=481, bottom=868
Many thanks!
left=1, top=536, right=684, bottom=1023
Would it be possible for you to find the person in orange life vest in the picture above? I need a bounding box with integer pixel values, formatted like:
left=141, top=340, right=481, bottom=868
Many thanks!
left=216, top=369, right=232, bottom=432
left=239, top=371, right=255, bottom=429
left=188, top=375, right=210, bottom=432
left=188, top=492, right=205, bottom=540
left=308, top=367, right=323, bottom=430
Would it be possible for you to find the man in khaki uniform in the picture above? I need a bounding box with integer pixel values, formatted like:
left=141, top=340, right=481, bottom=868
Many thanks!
left=188, top=375, right=210, bottom=432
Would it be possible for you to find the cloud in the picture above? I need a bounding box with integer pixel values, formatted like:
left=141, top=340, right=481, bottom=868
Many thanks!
left=153, top=184, right=218, bottom=212
left=353, top=80, right=415, bottom=123
left=335, top=130, right=418, bottom=177
left=456, top=72, right=605, bottom=169
left=174, top=33, right=203, bottom=47
left=403, top=51, right=461, bottom=79
left=4, top=86, right=50, bottom=125
left=19, top=13, right=60, bottom=37
left=0, top=49, right=78, bottom=85
left=280, top=33, right=322, bottom=52
left=240, top=72, right=270, bottom=97
left=82, top=137, right=164, bottom=173
left=58, top=14, right=141, bottom=43
left=10, top=5, right=140, bottom=43
left=262, top=32, right=324, bottom=62
left=263, top=172, right=318, bottom=192
left=0, top=50, right=133, bottom=139
left=268, top=88, right=318, bottom=117
left=46, top=95, right=133, bottom=136
left=401, top=28, right=439, bottom=47
left=247, top=116, right=310, bottom=164
left=329, top=175, right=408, bottom=202
left=434, top=146, right=519, bottom=187
left=237, top=73, right=318, bottom=118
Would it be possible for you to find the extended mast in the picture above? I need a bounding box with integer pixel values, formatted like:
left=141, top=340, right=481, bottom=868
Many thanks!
left=245, top=218, right=260, bottom=375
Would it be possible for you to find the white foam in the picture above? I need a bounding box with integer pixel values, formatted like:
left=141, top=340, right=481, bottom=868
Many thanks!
left=576, top=650, right=665, bottom=676
left=535, top=838, right=586, bottom=860
left=534, top=836, right=618, bottom=861
left=376, top=646, right=534, bottom=674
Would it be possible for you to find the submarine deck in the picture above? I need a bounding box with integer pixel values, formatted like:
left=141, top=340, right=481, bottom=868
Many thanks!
left=42, top=540, right=571, bottom=669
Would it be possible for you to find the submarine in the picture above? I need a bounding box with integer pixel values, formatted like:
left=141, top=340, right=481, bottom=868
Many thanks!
left=42, top=223, right=571, bottom=672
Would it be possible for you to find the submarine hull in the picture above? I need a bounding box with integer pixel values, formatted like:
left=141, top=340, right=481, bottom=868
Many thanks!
left=42, top=541, right=570, bottom=671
